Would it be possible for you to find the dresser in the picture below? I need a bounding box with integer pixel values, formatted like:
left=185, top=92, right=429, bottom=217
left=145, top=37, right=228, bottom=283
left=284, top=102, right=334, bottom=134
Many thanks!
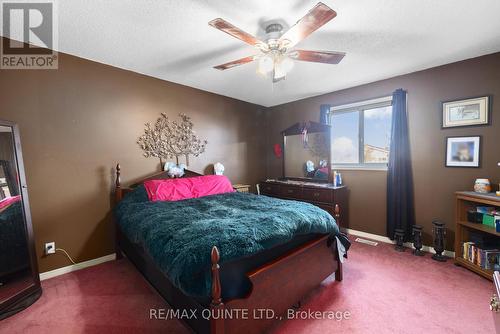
left=259, top=179, right=348, bottom=228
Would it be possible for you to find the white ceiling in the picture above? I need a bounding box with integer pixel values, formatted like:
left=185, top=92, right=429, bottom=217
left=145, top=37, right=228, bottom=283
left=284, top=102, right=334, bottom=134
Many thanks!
left=5, top=0, right=500, bottom=107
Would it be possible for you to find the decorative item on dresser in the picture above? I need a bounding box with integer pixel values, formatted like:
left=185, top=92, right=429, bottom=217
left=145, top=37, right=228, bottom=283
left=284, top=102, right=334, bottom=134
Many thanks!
left=454, top=191, right=500, bottom=280
left=0, top=120, right=41, bottom=320
left=259, top=120, right=349, bottom=227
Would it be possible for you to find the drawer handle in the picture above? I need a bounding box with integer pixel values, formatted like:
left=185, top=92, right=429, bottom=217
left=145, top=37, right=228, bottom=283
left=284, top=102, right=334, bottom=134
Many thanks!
left=287, top=189, right=294, bottom=194
left=491, top=294, right=499, bottom=312
left=313, top=192, right=320, bottom=197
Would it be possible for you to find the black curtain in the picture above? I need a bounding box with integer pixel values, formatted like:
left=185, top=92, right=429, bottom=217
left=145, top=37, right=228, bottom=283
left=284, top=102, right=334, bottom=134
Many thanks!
left=320, top=104, right=331, bottom=125
left=0, top=160, right=19, bottom=196
left=387, top=89, right=415, bottom=241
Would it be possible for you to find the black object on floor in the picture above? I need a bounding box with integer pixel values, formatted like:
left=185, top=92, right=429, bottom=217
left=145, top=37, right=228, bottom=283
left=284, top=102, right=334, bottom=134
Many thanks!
left=412, top=225, right=424, bottom=256
left=432, top=221, right=447, bottom=262
left=394, top=229, right=405, bottom=252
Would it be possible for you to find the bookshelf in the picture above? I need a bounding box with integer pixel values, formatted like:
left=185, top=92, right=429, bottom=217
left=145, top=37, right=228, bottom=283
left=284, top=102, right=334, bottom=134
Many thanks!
left=454, top=191, right=500, bottom=280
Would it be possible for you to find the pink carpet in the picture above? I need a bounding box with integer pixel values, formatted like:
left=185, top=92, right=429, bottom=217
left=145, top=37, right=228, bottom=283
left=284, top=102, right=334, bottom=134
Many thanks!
left=1, top=240, right=495, bottom=334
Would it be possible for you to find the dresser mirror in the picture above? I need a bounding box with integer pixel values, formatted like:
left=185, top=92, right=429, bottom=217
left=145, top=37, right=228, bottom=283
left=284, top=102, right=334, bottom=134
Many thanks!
left=282, top=121, right=331, bottom=182
left=0, top=120, right=41, bottom=320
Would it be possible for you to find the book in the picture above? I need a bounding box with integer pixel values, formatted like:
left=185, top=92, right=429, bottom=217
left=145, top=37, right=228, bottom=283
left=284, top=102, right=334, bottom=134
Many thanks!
left=485, top=251, right=500, bottom=270
left=462, top=241, right=499, bottom=269
left=463, top=242, right=474, bottom=261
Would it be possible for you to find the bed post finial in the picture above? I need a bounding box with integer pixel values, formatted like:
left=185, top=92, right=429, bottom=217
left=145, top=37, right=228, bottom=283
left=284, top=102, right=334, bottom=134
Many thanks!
left=211, top=246, right=222, bottom=307
left=210, top=246, right=224, bottom=334
left=114, top=163, right=123, bottom=259
left=115, top=163, right=123, bottom=203
left=334, top=204, right=343, bottom=282
left=116, top=163, right=121, bottom=189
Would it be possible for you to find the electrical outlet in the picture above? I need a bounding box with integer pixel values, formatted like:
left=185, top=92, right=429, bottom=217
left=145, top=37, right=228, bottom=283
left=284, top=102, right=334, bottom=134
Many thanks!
left=44, top=242, right=55, bottom=255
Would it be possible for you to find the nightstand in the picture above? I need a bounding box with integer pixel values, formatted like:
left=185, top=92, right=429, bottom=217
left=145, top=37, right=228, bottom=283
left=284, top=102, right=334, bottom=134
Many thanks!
left=233, top=184, right=250, bottom=193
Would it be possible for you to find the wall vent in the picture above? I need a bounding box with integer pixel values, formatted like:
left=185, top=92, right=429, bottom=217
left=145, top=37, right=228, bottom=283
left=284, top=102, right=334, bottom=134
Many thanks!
left=354, top=237, right=378, bottom=246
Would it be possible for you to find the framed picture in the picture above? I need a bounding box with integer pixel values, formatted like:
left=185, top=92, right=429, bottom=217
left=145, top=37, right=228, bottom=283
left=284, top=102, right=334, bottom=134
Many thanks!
left=445, top=136, right=480, bottom=168
left=442, top=96, right=490, bottom=128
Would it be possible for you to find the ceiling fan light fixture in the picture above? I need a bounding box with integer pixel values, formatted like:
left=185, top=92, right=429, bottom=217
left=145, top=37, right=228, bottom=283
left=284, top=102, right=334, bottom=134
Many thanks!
left=258, top=55, right=274, bottom=74
left=273, top=63, right=287, bottom=82
left=279, top=55, right=294, bottom=73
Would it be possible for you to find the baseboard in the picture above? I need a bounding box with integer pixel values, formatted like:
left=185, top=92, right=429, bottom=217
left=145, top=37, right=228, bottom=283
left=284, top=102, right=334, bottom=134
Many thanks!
left=39, top=253, right=116, bottom=281
left=342, top=228, right=455, bottom=258
left=38, top=228, right=454, bottom=281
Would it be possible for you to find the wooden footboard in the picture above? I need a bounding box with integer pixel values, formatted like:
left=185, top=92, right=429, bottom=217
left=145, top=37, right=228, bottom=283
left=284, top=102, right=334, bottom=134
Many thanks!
left=209, top=209, right=342, bottom=334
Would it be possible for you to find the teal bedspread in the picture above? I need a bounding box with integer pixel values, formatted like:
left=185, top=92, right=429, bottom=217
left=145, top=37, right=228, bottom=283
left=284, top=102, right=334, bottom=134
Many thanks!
left=115, top=186, right=339, bottom=298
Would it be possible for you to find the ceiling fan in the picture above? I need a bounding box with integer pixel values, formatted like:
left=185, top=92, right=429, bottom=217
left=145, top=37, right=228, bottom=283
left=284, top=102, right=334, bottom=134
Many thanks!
left=209, top=2, right=345, bottom=83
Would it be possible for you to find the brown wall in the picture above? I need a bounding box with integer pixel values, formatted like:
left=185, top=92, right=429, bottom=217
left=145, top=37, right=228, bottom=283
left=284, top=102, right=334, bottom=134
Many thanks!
left=0, top=43, right=266, bottom=272
left=266, top=53, right=500, bottom=249
left=1, top=39, right=499, bottom=275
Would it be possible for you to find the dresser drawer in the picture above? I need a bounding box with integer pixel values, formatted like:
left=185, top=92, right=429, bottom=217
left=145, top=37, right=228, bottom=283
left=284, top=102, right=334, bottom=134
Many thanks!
left=303, top=188, right=333, bottom=203
left=260, top=183, right=280, bottom=196
left=280, top=186, right=302, bottom=199
left=313, top=203, right=333, bottom=214
left=314, top=204, right=341, bottom=224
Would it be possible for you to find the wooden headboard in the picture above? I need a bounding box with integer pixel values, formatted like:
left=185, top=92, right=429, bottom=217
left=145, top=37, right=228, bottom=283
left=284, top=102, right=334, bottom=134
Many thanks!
left=114, top=163, right=203, bottom=203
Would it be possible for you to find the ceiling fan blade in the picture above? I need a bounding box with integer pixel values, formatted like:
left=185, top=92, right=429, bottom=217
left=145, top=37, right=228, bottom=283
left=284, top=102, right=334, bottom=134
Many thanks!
left=213, top=55, right=256, bottom=70
left=279, top=2, right=337, bottom=49
left=289, top=50, right=345, bottom=64
left=209, top=18, right=265, bottom=47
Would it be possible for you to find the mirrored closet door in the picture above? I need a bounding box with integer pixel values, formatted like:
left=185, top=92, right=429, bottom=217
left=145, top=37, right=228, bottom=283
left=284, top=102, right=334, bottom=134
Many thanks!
left=0, top=120, right=41, bottom=320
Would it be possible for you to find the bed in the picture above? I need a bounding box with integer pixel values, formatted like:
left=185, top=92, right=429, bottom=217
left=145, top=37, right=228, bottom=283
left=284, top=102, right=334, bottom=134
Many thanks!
left=114, top=164, right=345, bottom=334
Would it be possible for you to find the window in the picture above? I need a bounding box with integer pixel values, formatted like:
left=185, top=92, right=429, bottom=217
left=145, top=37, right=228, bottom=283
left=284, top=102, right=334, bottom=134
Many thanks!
left=330, top=97, right=392, bottom=168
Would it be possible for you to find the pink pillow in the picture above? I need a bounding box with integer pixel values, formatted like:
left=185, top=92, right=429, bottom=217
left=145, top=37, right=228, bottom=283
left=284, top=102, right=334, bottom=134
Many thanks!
left=0, top=195, right=21, bottom=211
left=144, top=175, right=235, bottom=202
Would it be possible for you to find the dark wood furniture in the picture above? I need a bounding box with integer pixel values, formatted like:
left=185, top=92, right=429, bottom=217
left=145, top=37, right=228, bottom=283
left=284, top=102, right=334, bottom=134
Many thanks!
left=0, top=120, right=41, bottom=320
left=454, top=191, right=500, bottom=280
left=262, top=120, right=349, bottom=228
left=260, top=180, right=348, bottom=228
left=114, top=164, right=344, bottom=334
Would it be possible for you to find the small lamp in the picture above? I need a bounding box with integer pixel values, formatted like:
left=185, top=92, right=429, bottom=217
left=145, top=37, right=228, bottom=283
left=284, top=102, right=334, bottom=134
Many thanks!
left=213, top=162, right=225, bottom=175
